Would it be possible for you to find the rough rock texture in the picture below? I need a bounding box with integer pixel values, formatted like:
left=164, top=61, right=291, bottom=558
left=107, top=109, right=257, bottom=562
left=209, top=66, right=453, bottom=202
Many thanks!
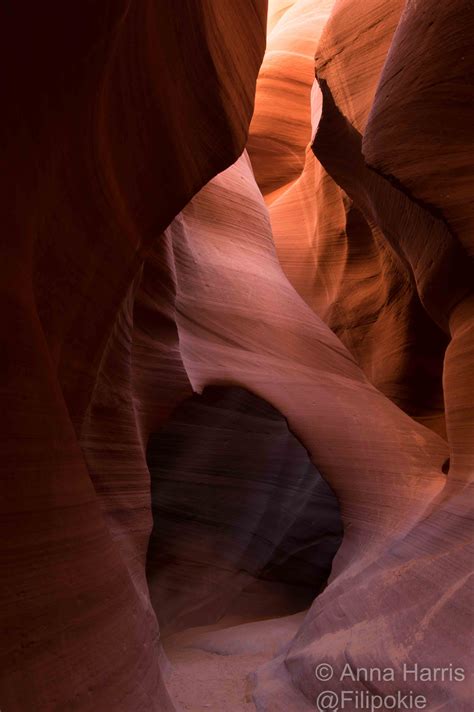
left=146, top=386, right=342, bottom=634
left=0, top=3, right=266, bottom=710
left=163, top=612, right=307, bottom=711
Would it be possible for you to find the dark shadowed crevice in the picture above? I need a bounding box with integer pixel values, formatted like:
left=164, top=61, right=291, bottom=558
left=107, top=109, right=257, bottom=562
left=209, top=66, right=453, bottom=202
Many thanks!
left=312, top=77, right=474, bottom=334
left=146, top=385, right=343, bottom=635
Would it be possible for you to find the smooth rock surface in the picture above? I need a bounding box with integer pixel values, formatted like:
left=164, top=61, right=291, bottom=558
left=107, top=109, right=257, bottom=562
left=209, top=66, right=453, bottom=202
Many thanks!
left=0, top=3, right=266, bottom=710
left=146, top=386, right=342, bottom=634
left=1, top=0, right=472, bottom=710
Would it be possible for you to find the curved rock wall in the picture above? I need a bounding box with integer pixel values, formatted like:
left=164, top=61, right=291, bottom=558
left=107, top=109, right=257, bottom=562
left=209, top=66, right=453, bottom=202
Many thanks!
left=146, top=385, right=342, bottom=635
left=248, top=0, right=451, bottom=436
left=2, top=0, right=473, bottom=710
left=0, top=3, right=266, bottom=710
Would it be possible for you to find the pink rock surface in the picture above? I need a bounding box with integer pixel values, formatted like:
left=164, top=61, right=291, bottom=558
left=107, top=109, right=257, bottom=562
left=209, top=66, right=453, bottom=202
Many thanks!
left=163, top=140, right=471, bottom=708
left=1, top=0, right=473, bottom=710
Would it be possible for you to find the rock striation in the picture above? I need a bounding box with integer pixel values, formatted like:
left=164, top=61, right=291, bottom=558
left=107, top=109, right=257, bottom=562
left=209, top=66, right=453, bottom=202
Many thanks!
left=146, top=385, right=342, bottom=635
left=0, top=2, right=266, bottom=710
left=1, top=0, right=473, bottom=710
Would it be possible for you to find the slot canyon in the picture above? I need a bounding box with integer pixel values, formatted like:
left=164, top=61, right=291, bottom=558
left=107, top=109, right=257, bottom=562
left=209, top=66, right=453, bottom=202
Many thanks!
left=1, top=1, right=473, bottom=710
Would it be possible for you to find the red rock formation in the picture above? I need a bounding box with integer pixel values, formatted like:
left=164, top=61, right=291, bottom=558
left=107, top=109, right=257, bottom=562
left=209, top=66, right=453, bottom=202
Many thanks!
left=162, top=146, right=470, bottom=710
left=2, top=0, right=473, bottom=710
left=0, top=3, right=266, bottom=710
left=248, top=0, right=450, bottom=436
left=362, top=0, right=474, bottom=479
left=248, top=0, right=334, bottom=201
left=249, top=0, right=472, bottom=708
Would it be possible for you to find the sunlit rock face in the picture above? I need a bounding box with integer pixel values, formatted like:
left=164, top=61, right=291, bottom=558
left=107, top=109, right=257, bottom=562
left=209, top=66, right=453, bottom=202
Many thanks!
left=248, top=0, right=450, bottom=437
left=1, top=0, right=473, bottom=711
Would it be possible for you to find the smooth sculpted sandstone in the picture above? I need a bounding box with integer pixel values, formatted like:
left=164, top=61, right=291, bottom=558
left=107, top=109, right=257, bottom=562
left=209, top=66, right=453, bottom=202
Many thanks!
left=248, top=0, right=449, bottom=436
left=248, top=0, right=336, bottom=202
left=312, top=0, right=474, bottom=470
left=1, top=0, right=472, bottom=711
left=0, top=3, right=266, bottom=710
left=146, top=386, right=342, bottom=634
left=162, top=145, right=471, bottom=709
left=362, top=0, right=474, bottom=480
left=252, top=0, right=472, bottom=708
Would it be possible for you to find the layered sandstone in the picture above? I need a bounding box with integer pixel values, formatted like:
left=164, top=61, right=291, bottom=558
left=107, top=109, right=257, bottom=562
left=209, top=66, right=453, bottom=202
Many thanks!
left=0, top=3, right=266, bottom=710
left=1, top=0, right=473, bottom=711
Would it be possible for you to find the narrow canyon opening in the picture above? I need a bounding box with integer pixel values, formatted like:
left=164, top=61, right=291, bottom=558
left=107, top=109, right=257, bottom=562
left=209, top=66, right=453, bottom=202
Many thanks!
left=145, top=386, right=343, bottom=709
left=2, top=0, right=472, bottom=710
